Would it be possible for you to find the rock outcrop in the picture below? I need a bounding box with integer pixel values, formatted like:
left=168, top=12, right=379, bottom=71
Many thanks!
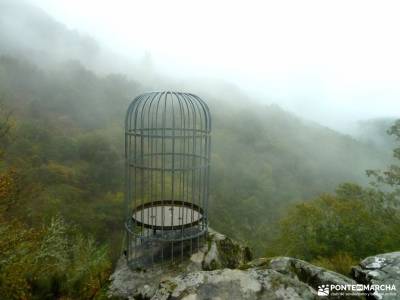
left=152, top=268, right=316, bottom=300
left=352, top=252, right=400, bottom=300
left=108, top=231, right=400, bottom=300
left=108, top=229, right=252, bottom=299
left=257, top=257, right=360, bottom=297
left=202, top=228, right=252, bottom=270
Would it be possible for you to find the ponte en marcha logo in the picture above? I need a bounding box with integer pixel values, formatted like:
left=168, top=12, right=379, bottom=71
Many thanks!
left=317, top=283, right=397, bottom=297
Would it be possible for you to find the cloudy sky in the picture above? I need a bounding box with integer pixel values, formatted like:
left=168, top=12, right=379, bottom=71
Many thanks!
left=29, top=0, right=400, bottom=130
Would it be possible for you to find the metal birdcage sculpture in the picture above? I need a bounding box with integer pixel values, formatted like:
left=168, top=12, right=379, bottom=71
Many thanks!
left=124, top=91, right=211, bottom=268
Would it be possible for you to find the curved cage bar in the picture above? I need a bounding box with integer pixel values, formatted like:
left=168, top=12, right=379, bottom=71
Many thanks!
left=124, top=91, right=211, bottom=268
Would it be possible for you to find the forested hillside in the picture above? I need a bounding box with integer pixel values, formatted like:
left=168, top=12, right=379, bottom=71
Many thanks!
left=1, top=1, right=399, bottom=299
left=0, top=55, right=390, bottom=253
left=0, top=0, right=129, bottom=74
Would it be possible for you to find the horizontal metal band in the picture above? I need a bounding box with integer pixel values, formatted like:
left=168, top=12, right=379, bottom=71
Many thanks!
left=126, top=127, right=211, bottom=133
left=126, top=133, right=209, bottom=139
left=129, top=163, right=209, bottom=171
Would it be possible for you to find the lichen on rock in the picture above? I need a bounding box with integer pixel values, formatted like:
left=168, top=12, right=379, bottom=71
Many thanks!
left=202, top=228, right=252, bottom=270
left=352, top=252, right=400, bottom=300
left=108, top=228, right=252, bottom=299
left=152, top=268, right=316, bottom=300
left=108, top=230, right=399, bottom=300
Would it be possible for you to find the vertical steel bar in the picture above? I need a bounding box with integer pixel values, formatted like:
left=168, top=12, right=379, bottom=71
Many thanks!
left=170, top=92, right=176, bottom=262
left=174, top=92, right=185, bottom=261
left=161, top=92, right=167, bottom=264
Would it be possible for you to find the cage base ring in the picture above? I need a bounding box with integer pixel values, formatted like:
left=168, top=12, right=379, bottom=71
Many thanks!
left=131, top=200, right=204, bottom=231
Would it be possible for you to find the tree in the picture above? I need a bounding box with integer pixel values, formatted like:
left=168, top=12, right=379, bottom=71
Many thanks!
left=273, top=120, right=400, bottom=274
left=0, top=100, right=12, bottom=160
left=272, top=183, right=400, bottom=274
left=0, top=216, right=111, bottom=299
left=277, top=186, right=378, bottom=260
left=0, top=101, right=112, bottom=299
left=367, top=119, right=400, bottom=203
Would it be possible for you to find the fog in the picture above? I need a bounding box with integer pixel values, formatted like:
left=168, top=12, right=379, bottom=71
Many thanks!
left=1, top=1, right=400, bottom=280
left=7, top=0, right=400, bottom=131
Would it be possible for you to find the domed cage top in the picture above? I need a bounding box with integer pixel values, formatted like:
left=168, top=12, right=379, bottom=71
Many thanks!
left=124, top=91, right=211, bottom=269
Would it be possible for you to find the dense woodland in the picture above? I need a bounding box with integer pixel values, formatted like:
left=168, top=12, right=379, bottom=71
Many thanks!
left=1, top=2, right=400, bottom=299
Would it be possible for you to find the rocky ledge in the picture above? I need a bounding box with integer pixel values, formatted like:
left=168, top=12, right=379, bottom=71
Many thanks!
left=108, top=230, right=400, bottom=300
left=352, top=252, right=400, bottom=300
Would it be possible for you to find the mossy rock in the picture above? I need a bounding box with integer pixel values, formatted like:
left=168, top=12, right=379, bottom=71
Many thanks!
left=203, top=231, right=252, bottom=270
